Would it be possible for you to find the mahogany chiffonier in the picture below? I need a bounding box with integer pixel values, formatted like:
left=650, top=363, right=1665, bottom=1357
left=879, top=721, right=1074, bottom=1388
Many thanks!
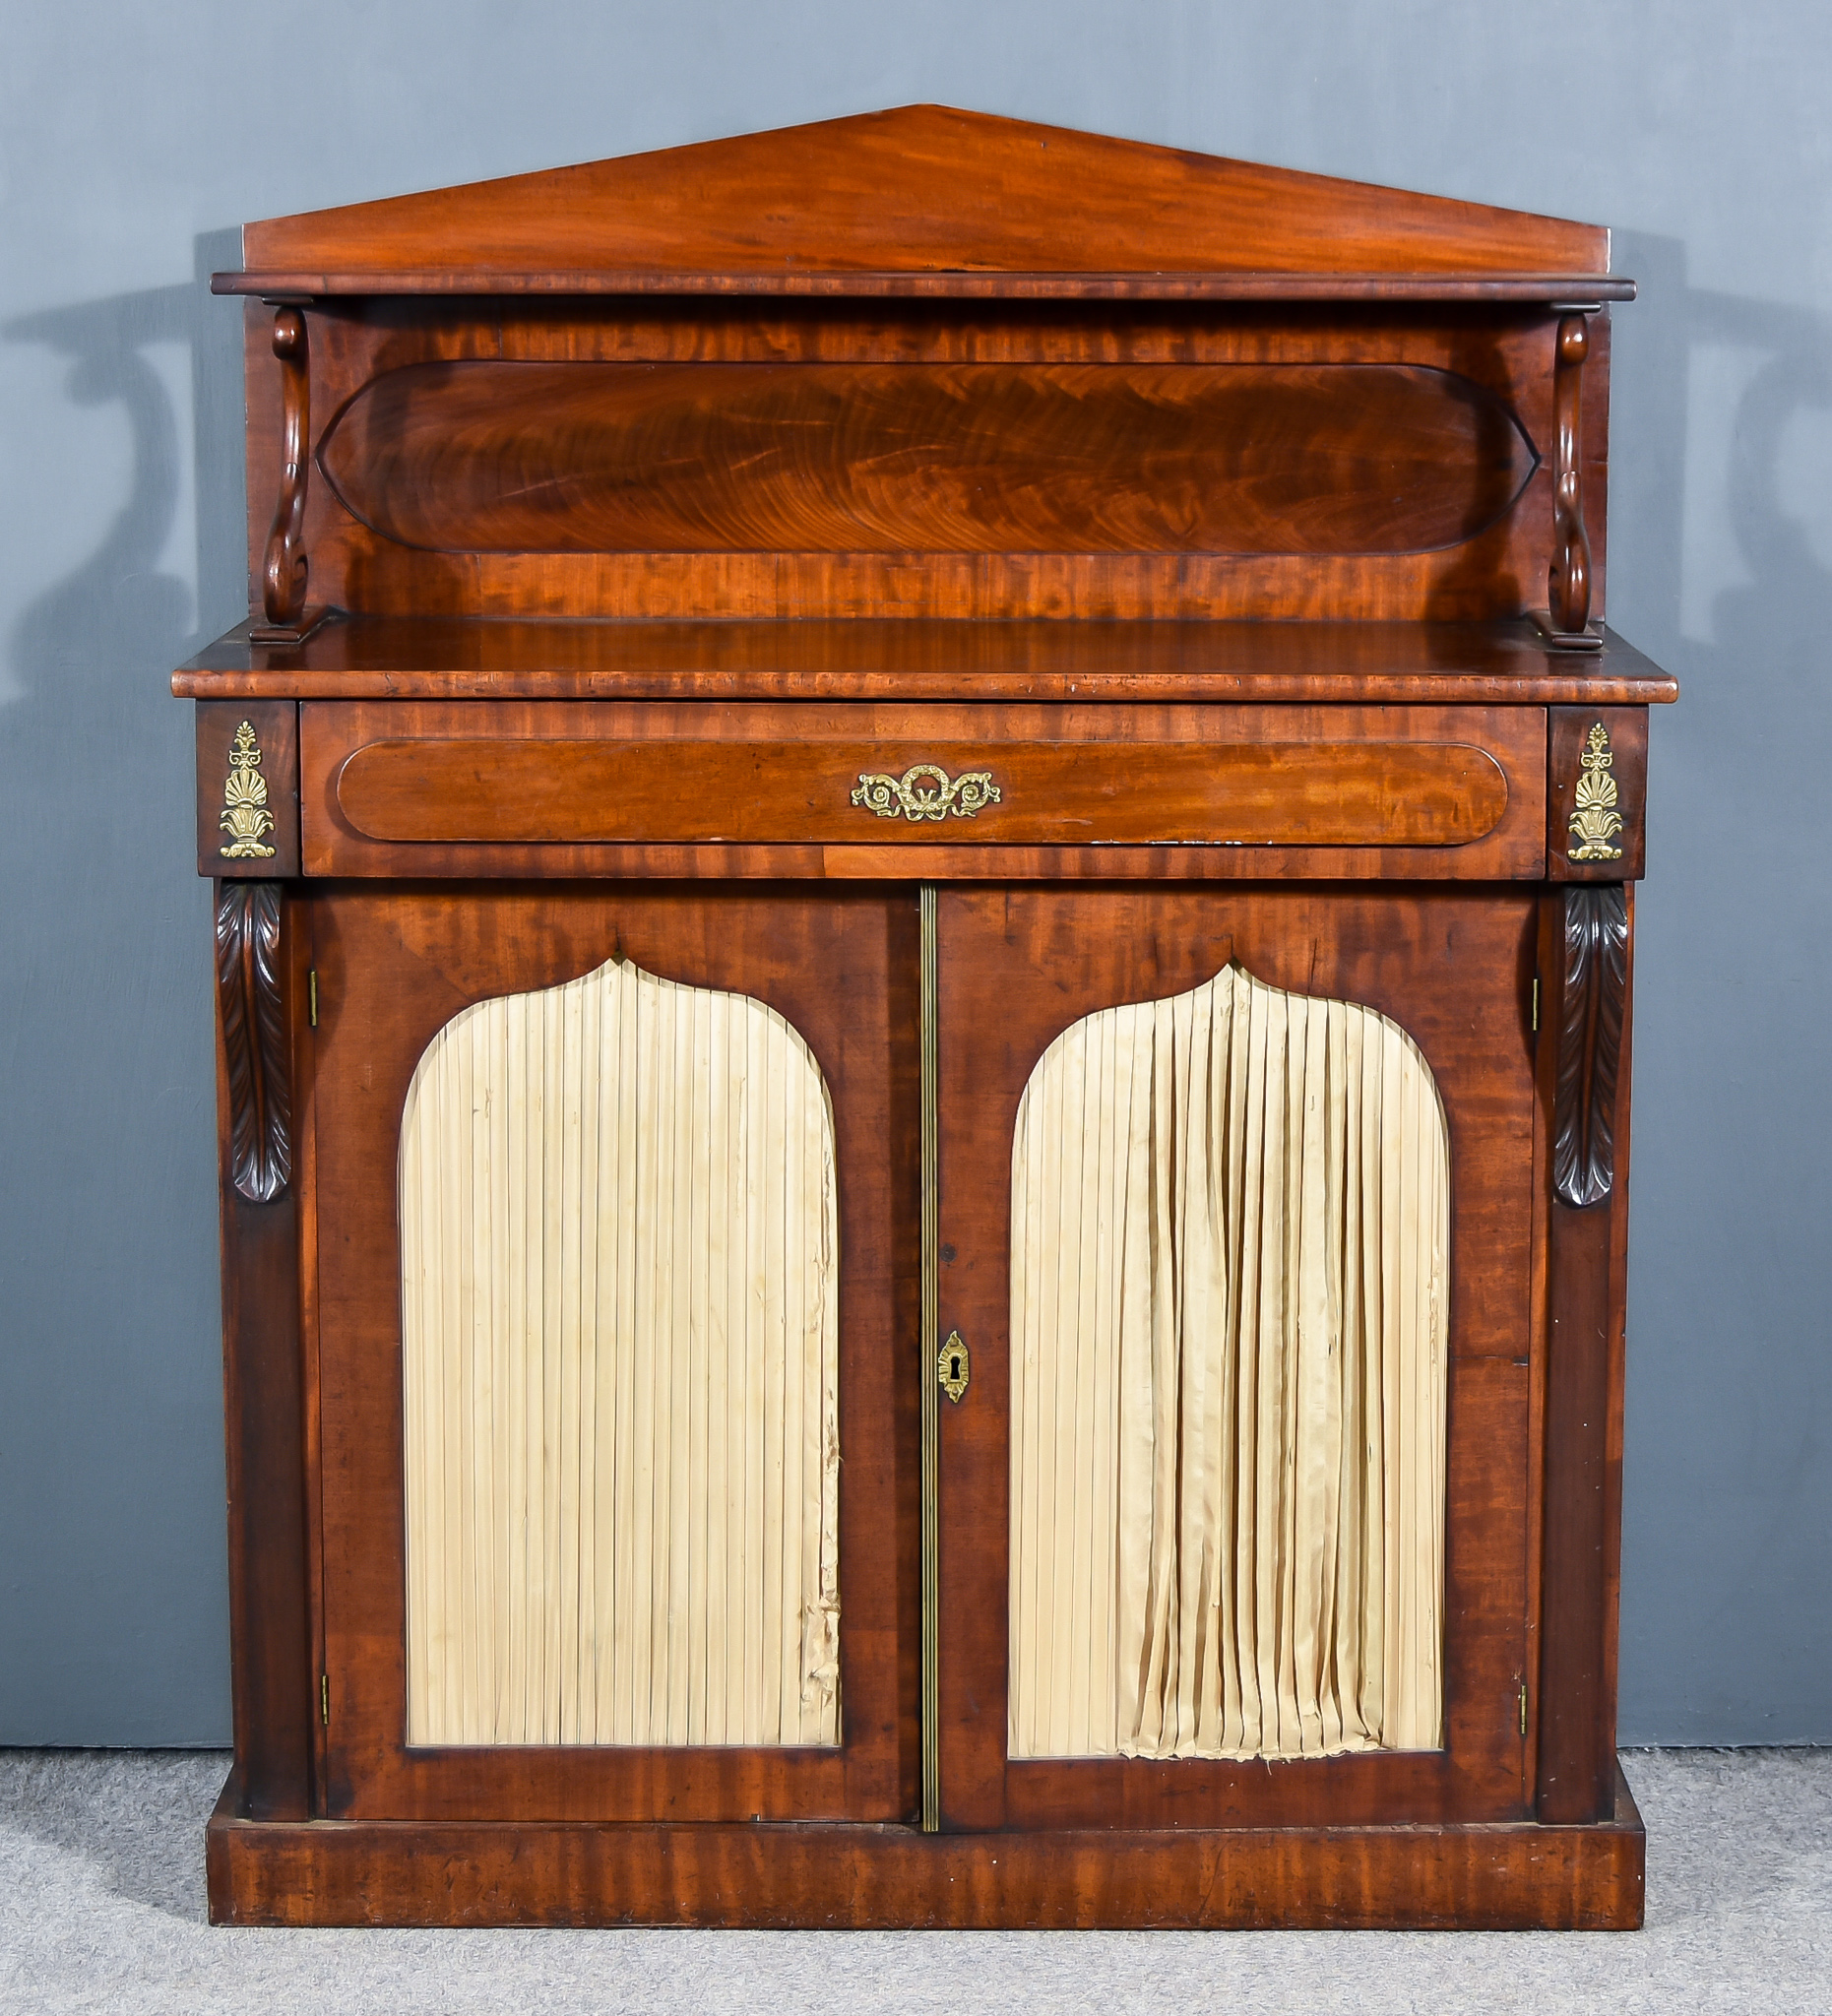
left=177, top=106, right=1674, bottom=1929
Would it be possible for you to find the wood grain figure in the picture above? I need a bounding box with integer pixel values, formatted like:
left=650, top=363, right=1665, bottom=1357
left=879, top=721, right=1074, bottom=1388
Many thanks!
left=318, top=359, right=1536, bottom=558
left=224, top=106, right=1613, bottom=290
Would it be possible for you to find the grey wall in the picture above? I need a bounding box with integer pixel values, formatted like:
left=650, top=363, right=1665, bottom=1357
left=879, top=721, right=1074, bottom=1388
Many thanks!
left=4, top=0, right=1828, bottom=1745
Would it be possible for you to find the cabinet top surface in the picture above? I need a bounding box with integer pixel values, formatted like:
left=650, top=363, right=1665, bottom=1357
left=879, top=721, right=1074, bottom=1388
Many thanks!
left=173, top=617, right=1676, bottom=706
left=219, top=105, right=1626, bottom=302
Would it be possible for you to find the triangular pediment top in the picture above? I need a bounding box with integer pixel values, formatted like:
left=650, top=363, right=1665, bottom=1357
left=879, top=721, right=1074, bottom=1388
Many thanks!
left=233, top=105, right=1611, bottom=290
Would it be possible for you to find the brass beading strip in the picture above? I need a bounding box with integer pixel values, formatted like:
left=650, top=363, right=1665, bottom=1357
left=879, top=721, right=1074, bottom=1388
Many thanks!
left=919, top=884, right=940, bottom=1832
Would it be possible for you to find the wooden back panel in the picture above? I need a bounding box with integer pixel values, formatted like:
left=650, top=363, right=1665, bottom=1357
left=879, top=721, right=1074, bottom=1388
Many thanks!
left=246, top=299, right=1610, bottom=624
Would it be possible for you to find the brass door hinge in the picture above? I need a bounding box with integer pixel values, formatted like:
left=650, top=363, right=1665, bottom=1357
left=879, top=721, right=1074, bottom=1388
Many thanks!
left=938, top=1330, right=970, bottom=1403
left=1518, top=1681, right=1529, bottom=1736
left=1531, top=976, right=1540, bottom=1034
left=321, top=1672, right=330, bottom=1727
left=308, top=969, right=319, bottom=1029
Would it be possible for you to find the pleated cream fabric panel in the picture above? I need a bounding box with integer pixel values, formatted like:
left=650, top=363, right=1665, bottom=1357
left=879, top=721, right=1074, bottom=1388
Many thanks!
left=1008, top=963, right=1447, bottom=1761
left=399, top=956, right=841, bottom=1748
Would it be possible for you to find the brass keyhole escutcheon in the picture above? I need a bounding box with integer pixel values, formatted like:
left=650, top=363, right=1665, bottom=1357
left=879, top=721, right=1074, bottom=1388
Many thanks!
left=938, top=1330, right=970, bottom=1403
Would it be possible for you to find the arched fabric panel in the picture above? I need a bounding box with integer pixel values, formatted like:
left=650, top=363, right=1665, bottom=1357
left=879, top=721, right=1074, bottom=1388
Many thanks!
left=400, top=955, right=841, bottom=1748
left=1008, top=963, right=1447, bottom=1761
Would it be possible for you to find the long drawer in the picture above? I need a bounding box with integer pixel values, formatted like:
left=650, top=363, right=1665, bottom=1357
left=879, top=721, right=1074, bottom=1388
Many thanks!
left=298, top=700, right=1548, bottom=879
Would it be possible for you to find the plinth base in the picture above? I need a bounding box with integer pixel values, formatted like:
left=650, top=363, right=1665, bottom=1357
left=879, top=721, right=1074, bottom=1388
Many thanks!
left=206, top=1765, right=1645, bottom=1930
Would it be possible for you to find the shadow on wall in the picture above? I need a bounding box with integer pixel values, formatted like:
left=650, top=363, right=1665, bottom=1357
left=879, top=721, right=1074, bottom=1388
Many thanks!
left=4, top=229, right=245, bottom=699
left=0, top=230, right=245, bottom=1743
left=7, top=285, right=195, bottom=688
left=1611, top=228, right=1832, bottom=656
left=1611, top=231, right=1832, bottom=1744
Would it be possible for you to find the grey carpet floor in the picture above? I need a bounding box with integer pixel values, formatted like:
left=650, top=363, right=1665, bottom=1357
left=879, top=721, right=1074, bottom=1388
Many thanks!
left=0, top=1749, right=1827, bottom=2015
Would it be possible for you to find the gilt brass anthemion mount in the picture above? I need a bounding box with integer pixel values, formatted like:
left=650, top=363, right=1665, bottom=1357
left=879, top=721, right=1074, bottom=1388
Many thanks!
left=1567, top=721, right=1625, bottom=862
left=219, top=720, right=278, bottom=860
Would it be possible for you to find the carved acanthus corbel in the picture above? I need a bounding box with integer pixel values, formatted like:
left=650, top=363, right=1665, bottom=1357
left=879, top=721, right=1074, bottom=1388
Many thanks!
left=1551, top=883, right=1626, bottom=1208
left=217, top=882, right=291, bottom=1203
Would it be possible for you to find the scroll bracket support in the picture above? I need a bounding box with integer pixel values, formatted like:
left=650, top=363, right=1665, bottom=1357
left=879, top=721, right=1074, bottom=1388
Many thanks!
left=1531, top=306, right=1605, bottom=652
left=252, top=303, right=332, bottom=647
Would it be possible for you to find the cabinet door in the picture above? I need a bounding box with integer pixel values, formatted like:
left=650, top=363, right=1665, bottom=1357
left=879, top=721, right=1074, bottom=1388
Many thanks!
left=307, top=884, right=917, bottom=1823
left=933, top=887, right=1539, bottom=1830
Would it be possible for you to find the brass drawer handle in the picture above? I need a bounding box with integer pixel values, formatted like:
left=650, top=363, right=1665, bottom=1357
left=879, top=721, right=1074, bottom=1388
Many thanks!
left=852, top=763, right=1001, bottom=822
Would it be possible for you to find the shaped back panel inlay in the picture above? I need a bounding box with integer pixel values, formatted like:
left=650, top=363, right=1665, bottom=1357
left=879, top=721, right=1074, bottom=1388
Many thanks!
left=399, top=956, right=842, bottom=1749
left=1008, top=963, right=1448, bottom=1761
left=318, top=360, right=1535, bottom=559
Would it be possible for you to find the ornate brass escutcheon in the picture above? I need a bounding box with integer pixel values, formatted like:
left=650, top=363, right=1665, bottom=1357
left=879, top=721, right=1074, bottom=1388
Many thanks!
left=852, top=763, right=1001, bottom=822
left=937, top=1330, right=970, bottom=1403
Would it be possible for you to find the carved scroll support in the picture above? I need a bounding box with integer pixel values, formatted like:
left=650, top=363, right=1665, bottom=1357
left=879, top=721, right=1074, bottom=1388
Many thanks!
left=1552, top=883, right=1627, bottom=1208
left=216, top=881, right=292, bottom=1202
left=252, top=306, right=331, bottom=646
left=1532, top=309, right=1604, bottom=652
